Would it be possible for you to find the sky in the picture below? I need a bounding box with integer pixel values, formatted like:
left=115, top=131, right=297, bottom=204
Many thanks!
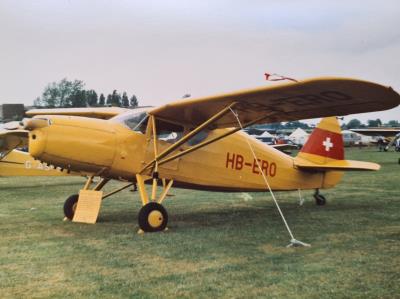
left=1, top=0, right=400, bottom=125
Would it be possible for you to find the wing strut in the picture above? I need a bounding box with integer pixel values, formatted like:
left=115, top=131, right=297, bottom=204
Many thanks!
left=229, top=107, right=310, bottom=248
left=140, top=102, right=270, bottom=174
left=140, top=102, right=237, bottom=174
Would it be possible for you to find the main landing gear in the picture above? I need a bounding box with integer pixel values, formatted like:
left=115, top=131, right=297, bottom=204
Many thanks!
left=138, top=202, right=168, bottom=232
left=61, top=173, right=173, bottom=231
left=313, top=189, right=326, bottom=206
left=136, top=174, right=174, bottom=233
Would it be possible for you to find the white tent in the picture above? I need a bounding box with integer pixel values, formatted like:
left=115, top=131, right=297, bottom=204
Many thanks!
left=257, top=131, right=274, bottom=138
left=252, top=130, right=276, bottom=144
left=288, top=128, right=309, bottom=145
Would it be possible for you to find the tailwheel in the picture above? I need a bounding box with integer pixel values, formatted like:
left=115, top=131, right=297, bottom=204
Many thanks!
left=313, top=190, right=326, bottom=206
left=138, top=202, right=168, bottom=232
left=63, top=194, right=79, bottom=220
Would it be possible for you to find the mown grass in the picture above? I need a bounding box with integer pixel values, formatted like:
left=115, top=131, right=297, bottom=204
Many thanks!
left=0, top=148, right=399, bottom=298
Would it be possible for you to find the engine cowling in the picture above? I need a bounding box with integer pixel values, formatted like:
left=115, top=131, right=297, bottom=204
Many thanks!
left=28, top=115, right=116, bottom=173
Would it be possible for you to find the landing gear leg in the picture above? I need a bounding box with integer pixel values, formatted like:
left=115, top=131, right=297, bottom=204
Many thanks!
left=63, top=177, right=111, bottom=220
left=313, top=189, right=326, bottom=206
left=136, top=174, right=173, bottom=233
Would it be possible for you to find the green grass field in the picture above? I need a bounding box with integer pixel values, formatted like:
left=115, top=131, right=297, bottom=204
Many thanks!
left=1, top=148, right=399, bottom=298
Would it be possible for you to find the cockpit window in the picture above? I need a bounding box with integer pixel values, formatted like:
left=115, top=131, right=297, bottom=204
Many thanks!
left=111, top=111, right=148, bottom=133
left=111, top=110, right=184, bottom=143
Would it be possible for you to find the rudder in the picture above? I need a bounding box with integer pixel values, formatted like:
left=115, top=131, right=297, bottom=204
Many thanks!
left=297, top=117, right=344, bottom=164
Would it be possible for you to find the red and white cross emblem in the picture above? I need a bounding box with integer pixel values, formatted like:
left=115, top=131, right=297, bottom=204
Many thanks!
left=322, top=137, right=333, bottom=152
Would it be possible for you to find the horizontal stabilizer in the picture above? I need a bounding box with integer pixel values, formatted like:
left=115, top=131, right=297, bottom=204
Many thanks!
left=294, top=157, right=380, bottom=171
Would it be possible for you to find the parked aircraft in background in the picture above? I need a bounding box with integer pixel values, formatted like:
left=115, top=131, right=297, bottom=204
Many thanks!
left=350, top=128, right=400, bottom=151
left=0, top=149, right=72, bottom=176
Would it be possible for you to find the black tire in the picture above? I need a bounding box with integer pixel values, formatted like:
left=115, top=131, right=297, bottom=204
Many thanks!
left=138, top=202, right=168, bottom=232
left=64, top=194, right=79, bottom=220
left=314, top=194, right=326, bottom=206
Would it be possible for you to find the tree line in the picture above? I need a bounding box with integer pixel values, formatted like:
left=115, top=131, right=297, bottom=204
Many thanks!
left=254, top=121, right=312, bottom=131
left=253, top=118, right=399, bottom=131
left=33, top=78, right=138, bottom=108
left=342, top=118, right=399, bottom=129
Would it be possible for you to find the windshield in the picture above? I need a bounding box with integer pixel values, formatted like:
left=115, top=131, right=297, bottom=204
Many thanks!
left=111, top=109, right=150, bottom=133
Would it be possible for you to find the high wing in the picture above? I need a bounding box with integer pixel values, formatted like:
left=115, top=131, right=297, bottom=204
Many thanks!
left=149, top=77, right=400, bottom=128
left=26, top=107, right=129, bottom=119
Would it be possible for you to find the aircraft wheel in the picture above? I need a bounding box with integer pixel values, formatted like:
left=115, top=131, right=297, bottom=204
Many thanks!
left=138, top=202, right=168, bottom=232
left=314, top=194, right=326, bottom=206
left=64, top=194, right=79, bottom=220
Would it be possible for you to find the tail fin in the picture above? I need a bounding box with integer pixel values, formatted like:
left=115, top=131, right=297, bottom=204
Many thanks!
left=294, top=117, right=379, bottom=171
left=297, top=117, right=344, bottom=164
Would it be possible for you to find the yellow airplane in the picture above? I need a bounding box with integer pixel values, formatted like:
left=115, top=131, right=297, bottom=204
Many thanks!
left=1, top=77, right=400, bottom=232
left=0, top=123, right=80, bottom=177
left=0, top=149, right=71, bottom=176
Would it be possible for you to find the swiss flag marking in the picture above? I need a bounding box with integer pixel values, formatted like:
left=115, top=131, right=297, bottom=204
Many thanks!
left=301, top=128, right=344, bottom=160
left=322, top=137, right=333, bottom=152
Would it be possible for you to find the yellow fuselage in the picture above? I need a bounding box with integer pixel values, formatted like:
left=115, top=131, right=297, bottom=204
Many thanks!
left=28, top=115, right=340, bottom=192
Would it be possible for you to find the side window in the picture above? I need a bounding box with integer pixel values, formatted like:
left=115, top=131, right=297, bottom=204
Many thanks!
left=187, top=130, right=209, bottom=146
left=156, top=119, right=184, bottom=144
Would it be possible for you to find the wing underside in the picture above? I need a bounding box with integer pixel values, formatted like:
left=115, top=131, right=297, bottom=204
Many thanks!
left=149, top=78, right=400, bottom=128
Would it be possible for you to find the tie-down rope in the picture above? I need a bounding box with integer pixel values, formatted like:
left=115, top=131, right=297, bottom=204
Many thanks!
left=229, top=108, right=310, bottom=247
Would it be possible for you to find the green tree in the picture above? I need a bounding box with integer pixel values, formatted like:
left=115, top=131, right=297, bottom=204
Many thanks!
left=121, top=92, right=129, bottom=107
left=69, top=90, right=87, bottom=107
left=386, top=120, right=400, bottom=127
left=106, top=94, right=112, bottom=106
left=367, top=119, right=382, bottom=127
left=346, top=118, right=362, bottom=129
left=110, top=90, right=121, bottom=107
left=86, top=90, right=98, bottom=106
left=268, top=122, right=282, bottom=130
left=34, top=78, right=85, bottom=107
left=284, top=121, right=309, bottom=129
left=99, top=94, right=105, bottom=106
left=129, top=95, right=138, bottom=107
